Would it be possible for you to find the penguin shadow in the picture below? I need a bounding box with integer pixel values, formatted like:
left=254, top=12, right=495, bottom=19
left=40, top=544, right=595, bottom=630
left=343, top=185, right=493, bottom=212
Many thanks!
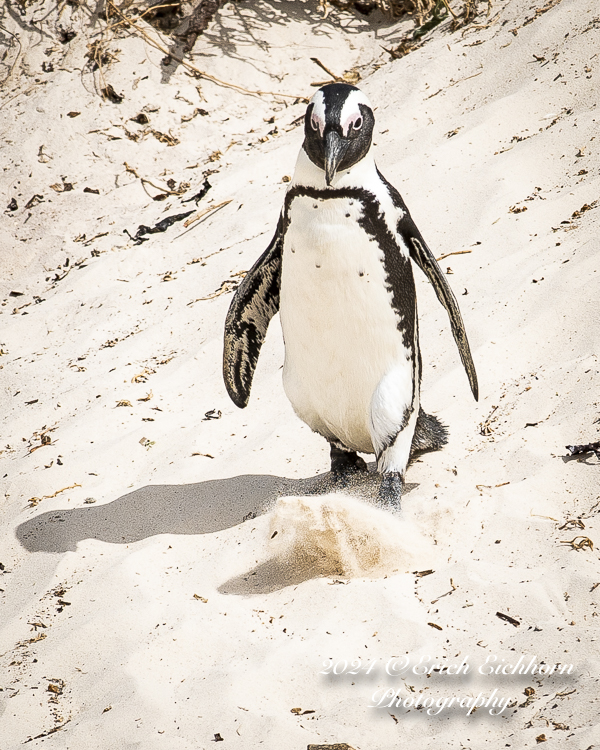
left=16, top=465, right=415, bottom=555
left=15, top=472, right=317, bottom=554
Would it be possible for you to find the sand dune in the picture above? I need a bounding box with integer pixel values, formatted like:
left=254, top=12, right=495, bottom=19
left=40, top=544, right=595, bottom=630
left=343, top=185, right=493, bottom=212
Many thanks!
left=1, top=0, right=599, bottom=746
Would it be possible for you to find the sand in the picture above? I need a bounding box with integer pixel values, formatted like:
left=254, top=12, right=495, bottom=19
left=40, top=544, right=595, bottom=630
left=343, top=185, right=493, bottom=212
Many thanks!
left=1, top=0, right=599, bottom=747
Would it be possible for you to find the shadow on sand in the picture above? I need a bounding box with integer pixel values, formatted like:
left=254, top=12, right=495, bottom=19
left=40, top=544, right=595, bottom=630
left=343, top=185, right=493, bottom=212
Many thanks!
left=16, top=471, right=339, bottom=554
left=219, top=550, right=347, bottom=596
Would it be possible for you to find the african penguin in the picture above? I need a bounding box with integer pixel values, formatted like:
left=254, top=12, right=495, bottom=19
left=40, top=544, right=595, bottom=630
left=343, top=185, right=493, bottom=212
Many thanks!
left=223, top=83, right=478, bottom=505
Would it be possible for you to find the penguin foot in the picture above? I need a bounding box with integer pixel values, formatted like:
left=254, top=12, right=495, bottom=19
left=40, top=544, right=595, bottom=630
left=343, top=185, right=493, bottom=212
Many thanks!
left=329, top=444, right=368, bottom=482
left=378, top=472, right=404, bottom=508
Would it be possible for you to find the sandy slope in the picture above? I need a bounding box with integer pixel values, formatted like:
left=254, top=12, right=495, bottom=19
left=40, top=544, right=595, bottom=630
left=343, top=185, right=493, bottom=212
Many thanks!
left=1, top=0, right=599, bottom=747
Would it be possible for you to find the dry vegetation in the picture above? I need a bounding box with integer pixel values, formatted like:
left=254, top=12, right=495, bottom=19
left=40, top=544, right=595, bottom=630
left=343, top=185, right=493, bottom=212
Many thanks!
left=0, top=0, right=487, bottom=97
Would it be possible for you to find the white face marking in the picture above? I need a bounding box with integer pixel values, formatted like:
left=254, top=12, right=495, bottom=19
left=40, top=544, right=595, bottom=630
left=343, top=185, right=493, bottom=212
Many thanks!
left=308, top=87, right=373, bottom=137
left=309, top=89, right=326, bottom=137
left=339, top=89, right=372, bottom=137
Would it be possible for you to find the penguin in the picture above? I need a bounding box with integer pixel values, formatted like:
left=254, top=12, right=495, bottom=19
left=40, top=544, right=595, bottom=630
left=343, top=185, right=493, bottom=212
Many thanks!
left=223, top=83, right=478, bottom=505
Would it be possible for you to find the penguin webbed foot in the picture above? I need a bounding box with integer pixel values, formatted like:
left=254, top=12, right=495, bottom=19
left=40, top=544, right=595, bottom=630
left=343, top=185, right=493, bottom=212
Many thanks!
left=378, top=471, right=404, bottom=508
left=329, top=444, right=368, bottom=484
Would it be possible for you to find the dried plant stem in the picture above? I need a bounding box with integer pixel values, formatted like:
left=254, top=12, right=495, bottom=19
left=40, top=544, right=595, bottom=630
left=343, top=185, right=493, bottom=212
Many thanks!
left=439, top=0, right=459, bottom=20
left=27, top=483, right=82, bottom=507
left=183, top=199, right=232, bottom=228
left=311, top=57, right=340, bottom=81
left=124, top=162, right=183, bottom=196
left=435, top=249, right=472, bottom=261
left=175, top=200, right=232, bottom=240
left=103, top=3, right=181, bottom=36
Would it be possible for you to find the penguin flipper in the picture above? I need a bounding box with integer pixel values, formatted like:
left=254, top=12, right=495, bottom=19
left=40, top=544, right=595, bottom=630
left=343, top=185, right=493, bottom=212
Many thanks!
left=400, top=218, right=479, bottom=402
left=223, top=218, right=283, bottom=408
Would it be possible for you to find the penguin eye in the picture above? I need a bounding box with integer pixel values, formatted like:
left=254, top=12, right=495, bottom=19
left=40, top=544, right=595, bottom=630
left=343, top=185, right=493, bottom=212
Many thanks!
left=352, top=116, right=363, bottom=130
left=311, top=114, right=320, bottom=132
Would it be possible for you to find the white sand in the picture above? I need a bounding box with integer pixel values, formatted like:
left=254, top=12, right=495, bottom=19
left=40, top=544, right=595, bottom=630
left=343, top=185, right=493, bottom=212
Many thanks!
left=1, top=0, right=599, bottom=747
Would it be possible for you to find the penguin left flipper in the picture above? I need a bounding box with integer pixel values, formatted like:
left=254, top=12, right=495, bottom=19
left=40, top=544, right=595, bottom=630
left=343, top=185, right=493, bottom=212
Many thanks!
left=223, top=217, right=284, bottom=408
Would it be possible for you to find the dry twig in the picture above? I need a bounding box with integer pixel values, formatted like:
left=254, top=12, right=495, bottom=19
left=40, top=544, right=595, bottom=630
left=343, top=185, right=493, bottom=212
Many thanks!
left=436, top=249, right=472, bottom=261
left=27, top=483, right=81, bottom=508
left=182, top=199, right=232, bottom=228
left=560, top=536, right=594, bottom=551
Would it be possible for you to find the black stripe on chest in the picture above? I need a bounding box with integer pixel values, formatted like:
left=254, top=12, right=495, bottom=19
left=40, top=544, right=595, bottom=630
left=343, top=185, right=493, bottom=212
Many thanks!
left=283, top=184, right=417, bottom=353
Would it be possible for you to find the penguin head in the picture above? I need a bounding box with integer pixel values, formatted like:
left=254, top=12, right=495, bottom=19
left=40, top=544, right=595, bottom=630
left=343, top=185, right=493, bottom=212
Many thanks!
left=303, top=83, right=375, bottom=186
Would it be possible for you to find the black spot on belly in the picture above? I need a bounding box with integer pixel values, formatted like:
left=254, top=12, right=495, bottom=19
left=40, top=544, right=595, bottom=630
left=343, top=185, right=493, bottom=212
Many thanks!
left=345, top=213, right=350, bottom=218
left=358, top=270, right=364, bottom=277
left=283, top=184, right=417, bottom=353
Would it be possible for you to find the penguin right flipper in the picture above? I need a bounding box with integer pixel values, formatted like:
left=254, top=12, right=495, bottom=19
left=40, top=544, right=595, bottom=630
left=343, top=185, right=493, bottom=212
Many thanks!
left=395, top=212, right=479, bottom=402
left=377, top=171, right=478, bottom=401
left=406, top=231, right=479, bottom=401
left=223, top=217, right=284, bottom=408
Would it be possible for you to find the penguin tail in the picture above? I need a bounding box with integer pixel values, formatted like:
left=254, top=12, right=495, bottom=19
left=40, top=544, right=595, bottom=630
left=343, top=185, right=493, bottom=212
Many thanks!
left=410, top=406, right=448, bottom=457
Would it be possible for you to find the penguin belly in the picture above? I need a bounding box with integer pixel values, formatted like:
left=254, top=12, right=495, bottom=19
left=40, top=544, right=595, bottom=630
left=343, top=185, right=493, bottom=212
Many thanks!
left=280, top=194, right=414, bottom=455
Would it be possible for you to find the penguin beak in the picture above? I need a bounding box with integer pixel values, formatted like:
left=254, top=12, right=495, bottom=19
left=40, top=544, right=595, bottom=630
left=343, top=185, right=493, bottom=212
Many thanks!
left=324, top=130, right=350, bottom=186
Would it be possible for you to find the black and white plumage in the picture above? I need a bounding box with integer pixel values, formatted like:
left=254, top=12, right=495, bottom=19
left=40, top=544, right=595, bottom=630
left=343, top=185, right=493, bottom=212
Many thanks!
left=223, top=83, right=478, bottom=505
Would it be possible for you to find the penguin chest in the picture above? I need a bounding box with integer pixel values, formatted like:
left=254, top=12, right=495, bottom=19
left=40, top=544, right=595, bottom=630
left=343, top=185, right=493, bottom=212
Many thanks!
left=280, top=194, right=413, bottom=454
